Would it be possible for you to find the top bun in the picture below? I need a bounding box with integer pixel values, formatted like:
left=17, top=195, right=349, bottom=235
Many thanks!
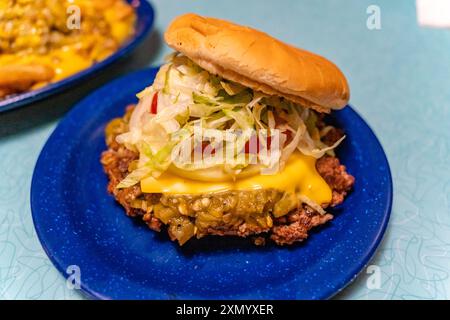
left=164, top=13, right=350, bottom=112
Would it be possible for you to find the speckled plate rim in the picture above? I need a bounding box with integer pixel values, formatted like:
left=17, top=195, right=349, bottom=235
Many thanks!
left=315, top=113, right=393, bottom=299
left=328, top=173, right=393, bottom=299
left=323, top=114, right=393, bottom=299
left=30, top=68, right=393, bottom=300
left=0, top=0, right=154, bottom=113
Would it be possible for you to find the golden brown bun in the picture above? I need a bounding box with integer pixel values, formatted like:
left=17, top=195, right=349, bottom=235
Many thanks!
left=164, top=13, right=350, bottom=112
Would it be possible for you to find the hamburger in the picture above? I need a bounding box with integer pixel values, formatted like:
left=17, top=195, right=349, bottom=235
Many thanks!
left=101, top=13, right=354, bottom=246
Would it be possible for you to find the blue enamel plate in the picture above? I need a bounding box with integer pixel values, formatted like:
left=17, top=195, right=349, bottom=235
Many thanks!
left=0, top=0, right=154, bottom=113
left=31, top=68, right=392, bottom=300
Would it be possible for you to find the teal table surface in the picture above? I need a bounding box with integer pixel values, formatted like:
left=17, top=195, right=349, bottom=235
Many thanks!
left=1, top=0, right=449, bottom=300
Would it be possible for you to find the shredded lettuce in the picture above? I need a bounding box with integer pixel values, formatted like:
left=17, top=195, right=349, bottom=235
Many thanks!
left=115, top=52, right=345, bottom=189
left=298, top=194, right=326, bottom=215
left=298, top=135, right=346, bottom=159
left=220, top=81, right=245, bottom=96
left=192, top=92, right=219, bottom=105
left=162, top=65, right=171, bottom=95
left=220, top=90, right=252, bottom=105
left=189, top=104, right=223, bottom=118
left=117, top=142, right=177, bottom=188
left=117, top=166, right=153, bottom=189
left=206, top=112, right=231, bottom=129
left=223, top=108, right=254, bottom=130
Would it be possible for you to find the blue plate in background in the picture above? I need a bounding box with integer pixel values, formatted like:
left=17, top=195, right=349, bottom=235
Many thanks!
left=31, top=68, right=392, bottom=299
left=0, top=0, right=154, bottom=113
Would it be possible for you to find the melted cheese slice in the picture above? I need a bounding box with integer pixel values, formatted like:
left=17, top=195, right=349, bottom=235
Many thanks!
left=141, top=152, right=332, bottom=205
left=0, top=47, right=92, bottom=82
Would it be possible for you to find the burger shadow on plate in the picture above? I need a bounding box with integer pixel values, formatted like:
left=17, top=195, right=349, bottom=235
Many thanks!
left=0, top=29, right=163, bottom=139
left=146, top=214, right=340, bottom=257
